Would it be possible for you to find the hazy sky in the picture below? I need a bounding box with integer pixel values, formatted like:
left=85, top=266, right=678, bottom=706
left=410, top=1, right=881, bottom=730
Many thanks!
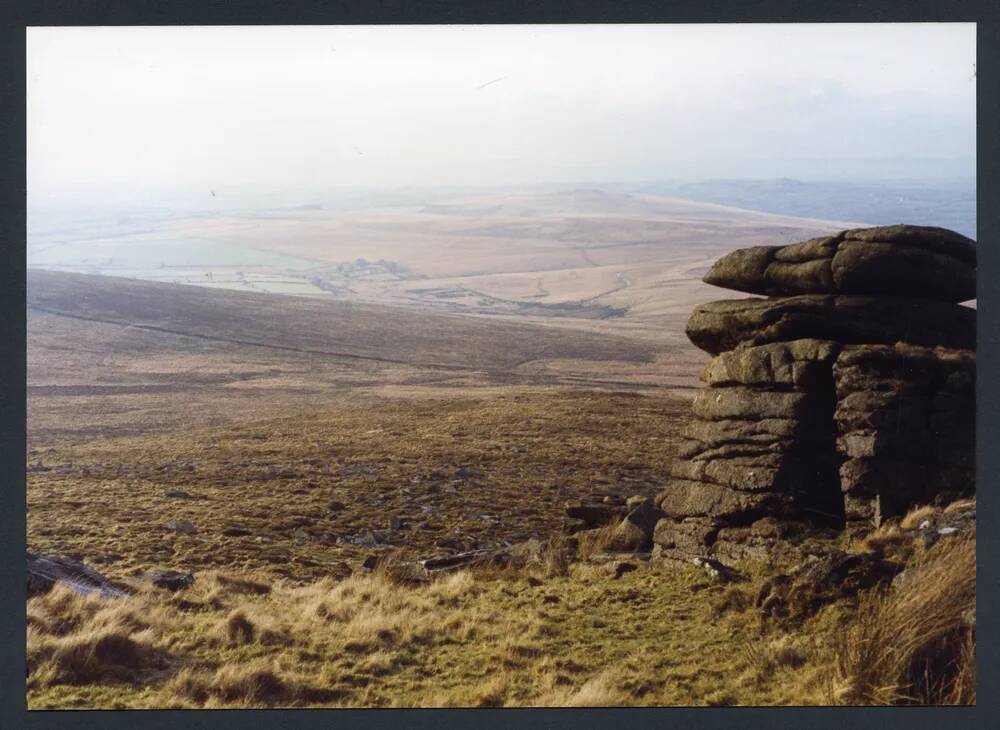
left=27, top=24, right=976, bottom=204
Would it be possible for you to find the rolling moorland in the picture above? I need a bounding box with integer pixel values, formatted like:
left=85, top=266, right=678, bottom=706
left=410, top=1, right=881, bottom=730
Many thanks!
left=26, top=190, right=975, bottom=708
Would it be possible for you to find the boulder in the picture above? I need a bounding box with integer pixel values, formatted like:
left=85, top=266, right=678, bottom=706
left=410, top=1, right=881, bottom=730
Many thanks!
left=611, top=561, right=638, bottom=579
left=604, top=498, right=662, bottom=551
left=564, top=501, right=627, bottom=528
left=702, top=225, right=975, bottom=302
left=27, top=552, right=129, bottom=598
left=686, top=295, right=975, bottom=355
left=652, top=517, right=719, bottom=554
left=147, top=570, right=196, bottom=591
left=691, top=556, right=744, bottom=584
left=165, top=519, right=198, bottom=535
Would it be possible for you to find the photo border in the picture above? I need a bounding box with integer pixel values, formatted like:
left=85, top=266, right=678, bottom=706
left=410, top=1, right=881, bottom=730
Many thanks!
left=2, top=2, right=996, bottom=728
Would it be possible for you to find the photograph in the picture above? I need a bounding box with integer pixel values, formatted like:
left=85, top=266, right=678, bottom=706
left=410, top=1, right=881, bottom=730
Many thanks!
left=25, top=22, right=976, bottom=709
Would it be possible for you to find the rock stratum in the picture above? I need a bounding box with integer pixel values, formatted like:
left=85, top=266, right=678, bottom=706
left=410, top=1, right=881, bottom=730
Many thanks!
left=654, top=224, right=976, bottom=561
left=702, top=224, right=976, bottom=302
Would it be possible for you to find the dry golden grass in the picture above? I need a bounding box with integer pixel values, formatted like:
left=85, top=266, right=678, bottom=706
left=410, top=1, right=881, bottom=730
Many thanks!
left=899, top=506, right=938, bottom=530
left=27, top=558, right=829, bottom=709
left=28, top=391, right=689, bottom=583
left=833, top=536, right=976, bottom=705
left=575, top=522, right=623, bottom=561
left=855, top=523, right=911, bottom=561
left=856, top=499, right=975, bottom=564
left=28, top=519, right=976, bottom=710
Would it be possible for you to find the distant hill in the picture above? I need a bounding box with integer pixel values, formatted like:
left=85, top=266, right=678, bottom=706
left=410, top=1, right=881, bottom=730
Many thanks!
left=27, top=269, right=655, bottom=373
left=631, top=179, right=975, bottom=238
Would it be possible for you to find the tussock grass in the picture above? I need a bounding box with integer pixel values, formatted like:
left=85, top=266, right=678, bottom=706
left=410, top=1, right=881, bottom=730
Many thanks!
left=28, top=560, right=791, bottom=708
left=27, top=500, right=976, bottom=709
left=833, top=536, right=976, bottom=705
left=575, top=522, right=622, bottom=561
left=743, top=635, right=809, bottom=679
left=223, top=611, right=255, bottom=645
left=540, top=670, right=629, bottom=707
left=899, top=506, right=938, bottom=530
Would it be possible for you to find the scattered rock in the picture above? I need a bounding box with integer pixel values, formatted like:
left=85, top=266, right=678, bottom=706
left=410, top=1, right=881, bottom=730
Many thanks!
left=508, top=538, right=546, bottom=563
left=755, top=550, right=901, bottom=624
left=347, top=532, right=378, bottom=547
left=164, top=490, right=194, bottom=499
left=27, top=552, right=129, bottom=598
left=147, top=570, right=196, bottom=591
left=611, top=561, right=638, bottom=579
left=626, top=494, right=647, bottom=509
left=165, top=520, right=197, bottom=535
left=564, top=501, right=627, bottom=528
left=605, top=498, right=662, bottom=552
left=562, top=517, right=589, bottom=534
left=691, top=556, right=742, bottom=584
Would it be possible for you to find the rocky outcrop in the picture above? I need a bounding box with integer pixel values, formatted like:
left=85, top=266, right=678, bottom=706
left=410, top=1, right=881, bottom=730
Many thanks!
left=655, top=224, right=976, bottom=560
left=703, top=225, right=976, bottom=302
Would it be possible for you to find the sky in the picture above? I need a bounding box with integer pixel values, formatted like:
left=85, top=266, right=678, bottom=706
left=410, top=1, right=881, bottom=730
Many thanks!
left=27, top=24, right=976, bottom=206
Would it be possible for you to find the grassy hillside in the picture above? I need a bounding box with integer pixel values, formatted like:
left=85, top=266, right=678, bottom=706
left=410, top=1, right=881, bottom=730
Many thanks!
left=28, top=391, right=689, bottom=581
left=29, top=271, right=697, bottom=443
left=28, top=269, right=654, bottom=372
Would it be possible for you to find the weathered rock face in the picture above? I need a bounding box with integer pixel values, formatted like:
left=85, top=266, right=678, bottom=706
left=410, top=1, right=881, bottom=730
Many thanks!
left=686, top=295, right=975, bottom=356
left=834, top=343, right=975, bottom=527
left=655, top=339, right=844, bottom=559
left=656, top=224, right=975, bottom=560
left=27, top=552, right=129, bottom=598
left=703, top=225, right=976, bottom=302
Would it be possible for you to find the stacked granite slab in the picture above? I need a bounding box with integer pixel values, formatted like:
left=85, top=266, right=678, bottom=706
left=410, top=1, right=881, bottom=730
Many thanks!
left=834, top=342, right=975, bottom=528
left=654, top=225, right=976, bottom=559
